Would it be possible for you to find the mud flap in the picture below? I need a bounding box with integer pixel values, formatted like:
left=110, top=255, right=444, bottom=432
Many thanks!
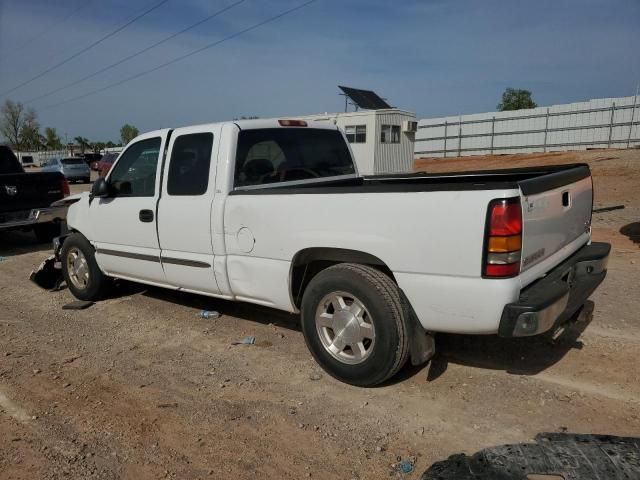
left=30, top=255, right=65, bottom=291
left=409, top=327, right=435, bottom=366
left=403, top=290, right=436, bottom=366
left=421, top=432, right=640, bottom=479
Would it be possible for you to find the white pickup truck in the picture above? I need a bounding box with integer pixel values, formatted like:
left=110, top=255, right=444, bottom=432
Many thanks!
left=58, top=118, right=610, bottom=386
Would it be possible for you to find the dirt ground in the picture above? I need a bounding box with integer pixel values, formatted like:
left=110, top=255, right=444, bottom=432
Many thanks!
left=1, top=150, right=639, bottom=479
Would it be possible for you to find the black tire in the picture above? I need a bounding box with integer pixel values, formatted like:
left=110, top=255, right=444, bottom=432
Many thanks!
left=83, top=177, right=91, bottom=184
left=301, top=263, right=410, bottom=387
left=60, top=233, right=109, bottom=301
left=33, top=222, right=61, bottom=244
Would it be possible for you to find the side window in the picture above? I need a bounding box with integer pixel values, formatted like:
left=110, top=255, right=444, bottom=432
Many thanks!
left=167, top=133, right=214, bottom=196
left=381, top=125, right=401, bottom=143
left=392, top=125, right=400, bottom=143
left=345, top=126, right=355, bottom=143
left=108, top=137, right=161, bottom=197
left=344, top=125, right=366, bottom=143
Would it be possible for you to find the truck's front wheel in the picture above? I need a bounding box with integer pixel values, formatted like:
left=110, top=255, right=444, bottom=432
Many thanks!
left=61, top=233, right=109, bottom=301
left=301, top=263, right=410, bottom=387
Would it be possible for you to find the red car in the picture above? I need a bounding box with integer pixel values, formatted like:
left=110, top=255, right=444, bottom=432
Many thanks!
left=84, top=153, right=102, bottom=169
left=96, top=153, right=118, bottom=177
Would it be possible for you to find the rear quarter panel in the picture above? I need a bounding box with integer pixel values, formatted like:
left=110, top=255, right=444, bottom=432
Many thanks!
left=222, top=188, right=523, bottom=332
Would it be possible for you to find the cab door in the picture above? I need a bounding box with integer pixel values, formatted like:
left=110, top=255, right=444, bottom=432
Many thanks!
left=157, top=125, right=221, bottom=294
left=90, top=132, right=169, bottom=286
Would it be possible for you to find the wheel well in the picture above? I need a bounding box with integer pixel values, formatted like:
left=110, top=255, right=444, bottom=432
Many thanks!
left=290, top=248, right=394, bottom=308
left=56, top=229, right=90, bottom=254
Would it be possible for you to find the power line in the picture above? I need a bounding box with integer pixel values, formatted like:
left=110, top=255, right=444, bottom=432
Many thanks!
left=26, top=0, right=246, bottom=105
left=0, top=0, right=171, bottom=98
left=12, top=0, right=96, bottom=54
left=41, top=0, right=318, bottom=112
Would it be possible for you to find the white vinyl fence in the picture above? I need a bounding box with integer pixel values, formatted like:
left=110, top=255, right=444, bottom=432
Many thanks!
left=415, top=95, right=640, bottom=158
left=16, top=150, right=69, bottom=167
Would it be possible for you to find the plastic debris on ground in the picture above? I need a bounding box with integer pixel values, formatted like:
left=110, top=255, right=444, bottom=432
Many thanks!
left=231, top=336, right=256, bottom=345
left=197, top=310, right=220, bottom=319
left=62, top=300, right=94, bottom=310
left=391, top=456, right=416, bottom=476
left=399, top=461, right=414, bottom=474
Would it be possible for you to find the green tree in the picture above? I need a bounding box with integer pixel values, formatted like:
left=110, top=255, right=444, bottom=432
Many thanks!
left=497, top=88, right=537, bottom=111
left=92, top=141, right=106, bottom=153
left=106, top=141, right=116, bottom=148
left=19, top=108, right=42, bottom=150
left=74, top=136, right=90, bottom=154
left=0, top=100, right=45, bottom=150
left=120, top=124, right=139, bottom=145
left=44, top=127, right=63, bottom=150
left=0, top=100, right=25, bottom=148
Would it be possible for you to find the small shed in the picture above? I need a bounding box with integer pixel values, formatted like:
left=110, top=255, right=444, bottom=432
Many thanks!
left=299, top=109, right=417, bottom=175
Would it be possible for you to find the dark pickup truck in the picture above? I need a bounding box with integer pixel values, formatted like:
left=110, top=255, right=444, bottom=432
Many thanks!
left=0, top=145, right=69, bottom=243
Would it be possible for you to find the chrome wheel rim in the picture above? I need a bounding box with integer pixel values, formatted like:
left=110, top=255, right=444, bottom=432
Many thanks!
left=66, top=247, right=89, bottom=290
left=315, top=291, right=375, bottom=365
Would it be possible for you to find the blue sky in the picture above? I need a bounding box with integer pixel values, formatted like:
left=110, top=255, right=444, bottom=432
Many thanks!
left=0, top=0, right=639, bottom=142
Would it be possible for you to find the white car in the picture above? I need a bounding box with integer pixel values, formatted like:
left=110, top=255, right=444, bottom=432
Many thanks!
left=57, top=118, right=610, bottom=386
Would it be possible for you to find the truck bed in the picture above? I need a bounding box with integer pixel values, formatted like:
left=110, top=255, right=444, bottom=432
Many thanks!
left=229, top=163, right=590, bottom=195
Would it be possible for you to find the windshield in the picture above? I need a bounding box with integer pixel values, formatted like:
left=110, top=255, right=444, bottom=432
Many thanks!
left=234, top=128, right=355, bottom=188
left=61, top=158, right=86, bottom=165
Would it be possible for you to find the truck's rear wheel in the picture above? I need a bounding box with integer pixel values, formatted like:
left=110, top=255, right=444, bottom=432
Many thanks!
left=61, top=233, right=109, bottom=301
left=301, top=263, right=410, bottom=387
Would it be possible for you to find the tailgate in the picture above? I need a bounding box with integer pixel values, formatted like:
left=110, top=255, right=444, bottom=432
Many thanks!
left=518, top=165, right=592, bottom=272
left=0, top=172, right=66, bottom=213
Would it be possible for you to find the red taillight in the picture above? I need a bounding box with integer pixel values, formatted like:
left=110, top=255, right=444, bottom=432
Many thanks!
left=61, top=177, right=70, bottom=197
left=488, top=200, right=522, bottom=236
left=483, top=198, right=522, bottom=278
left=484, top=263, right=520, bottom=277
left=278, top=119, right=307, bottom=127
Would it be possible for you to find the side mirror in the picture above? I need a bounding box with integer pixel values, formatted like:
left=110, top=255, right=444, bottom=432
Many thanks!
left=90, top=177, right=110, bottom=199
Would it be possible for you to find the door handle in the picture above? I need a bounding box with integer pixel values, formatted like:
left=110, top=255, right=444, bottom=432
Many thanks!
left=139, top=209, right=154, bottom=222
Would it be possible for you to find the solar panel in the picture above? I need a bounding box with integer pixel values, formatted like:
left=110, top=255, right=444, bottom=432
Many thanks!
left=338, top=85, right=391, bottom=110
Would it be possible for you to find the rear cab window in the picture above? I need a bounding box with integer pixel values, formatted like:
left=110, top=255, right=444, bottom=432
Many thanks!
left=61, top=158, right=85, bottom=165
left=102, top=154, right=117, bottom=164
left=234, top=128, right=355, bottom=188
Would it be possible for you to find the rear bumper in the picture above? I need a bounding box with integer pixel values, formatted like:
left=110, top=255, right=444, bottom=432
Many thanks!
left=499, top=242, right=610, bottom=337
left=0, top=206, right=68, bottom=231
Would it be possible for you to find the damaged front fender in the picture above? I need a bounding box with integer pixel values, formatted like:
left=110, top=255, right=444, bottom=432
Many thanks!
left=30, top=255, right=64, bottom=291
